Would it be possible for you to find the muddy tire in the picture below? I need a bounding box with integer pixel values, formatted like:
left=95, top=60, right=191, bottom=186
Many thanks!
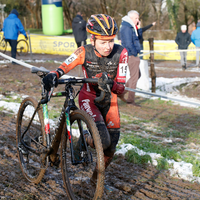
left=61, top=109, right=105, bottom=200
left=16, top=97, right=47, bottom=184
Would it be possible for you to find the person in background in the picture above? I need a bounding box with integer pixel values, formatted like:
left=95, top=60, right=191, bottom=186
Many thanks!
left=138, top=21, right=156, bottom=59
left=175, top=25, right=191, bottom=70
left=2, top=9, right=28, bottom=65
left=191, top=22, right=200, bottom=68
left=118, top=10, right=142, bottom=107
left=72, top=12, right=87, bottom=48
left=42, top=14, right=128, bottom=187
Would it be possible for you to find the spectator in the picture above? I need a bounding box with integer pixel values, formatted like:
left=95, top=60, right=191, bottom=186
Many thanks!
left=2, top=9, right=28, bottom=65
left=191, top=22, right=200, bottom=67
left=72, top=12, right=87, bottom=48
left=118, top=10, right=142, bottom=107
left=139, top=21, right=156, bottom=59
left=175, top=25, right=191, bottom=70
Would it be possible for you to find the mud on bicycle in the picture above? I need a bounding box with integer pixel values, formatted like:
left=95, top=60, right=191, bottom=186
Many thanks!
left=16, top=66, right=113, bottom=199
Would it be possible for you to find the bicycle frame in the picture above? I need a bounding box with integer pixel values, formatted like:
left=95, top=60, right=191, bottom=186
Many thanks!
left=40, top=83, right=90, bottom=165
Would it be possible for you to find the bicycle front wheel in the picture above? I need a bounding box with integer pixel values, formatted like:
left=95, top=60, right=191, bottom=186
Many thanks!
left=0, top=38, right=7, bottom=53
left=16, top=97, right=47, bottom=184
left=17, top=39, right=29, bottom=56
left=61, top=109, right=105, bottom=200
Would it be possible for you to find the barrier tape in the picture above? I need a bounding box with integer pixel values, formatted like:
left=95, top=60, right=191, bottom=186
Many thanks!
left=0, top=51, right=199, bottom=107
left=141, top=48, right=200, bottom=53
left=139, top=48, right=200, bottom=59
left=126, top=87, right=200, bottom=107
left=0, top=52, right=35, bottom=69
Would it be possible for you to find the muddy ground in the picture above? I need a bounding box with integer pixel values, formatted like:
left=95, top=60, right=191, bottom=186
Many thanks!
left=1, top=53, right=200, bottom=199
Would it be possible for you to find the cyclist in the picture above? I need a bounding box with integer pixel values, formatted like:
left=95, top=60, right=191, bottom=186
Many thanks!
left=42, top=14, right=128, bottom=184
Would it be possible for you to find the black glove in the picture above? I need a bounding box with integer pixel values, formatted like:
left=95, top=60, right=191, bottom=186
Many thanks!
left=98, top=72, right=113, bottom=92
left=25, top=36, right=28, bottom=40
left=42, top=73, right=58, bottom=91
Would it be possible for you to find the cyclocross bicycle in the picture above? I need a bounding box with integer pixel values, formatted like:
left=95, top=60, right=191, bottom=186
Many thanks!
left=16, top=66, right=109, bottom=199
left=0, top=34, right=29, bottom=56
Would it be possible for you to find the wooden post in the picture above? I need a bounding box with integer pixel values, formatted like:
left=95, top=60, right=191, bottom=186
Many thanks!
left=148, top=38, right=156, bottom=93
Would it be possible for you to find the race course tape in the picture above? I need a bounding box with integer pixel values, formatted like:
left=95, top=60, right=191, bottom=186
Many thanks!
left=0, top=51, right=199, bottom=108
left=126, top=87, right=200, bottom=107
left=0, top=32, right=198, bottom=60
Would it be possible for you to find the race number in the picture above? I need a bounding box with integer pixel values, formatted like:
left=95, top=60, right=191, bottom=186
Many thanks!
left=64, top=53, right=77, bottom=65
left=118, top=63, right=127, bottom=76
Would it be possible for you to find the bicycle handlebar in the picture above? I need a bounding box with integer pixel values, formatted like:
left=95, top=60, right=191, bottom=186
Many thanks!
left=31, top=67, right=112, bottom=104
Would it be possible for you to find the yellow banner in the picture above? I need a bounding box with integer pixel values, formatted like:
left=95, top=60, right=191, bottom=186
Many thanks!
left=0, top=32, right=197, bottom=60
left=143, top=40, right=196, bottom=60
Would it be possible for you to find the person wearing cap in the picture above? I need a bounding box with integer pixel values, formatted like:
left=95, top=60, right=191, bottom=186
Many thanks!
left=191, top=22, right=200, bottom=67
left=2, top=9, right=28, bottom=64
left=42, top=14, right=128, bottom=185
left=175, top=25, right=191, bottom=70
left=118, top=10, right=142, bottom=107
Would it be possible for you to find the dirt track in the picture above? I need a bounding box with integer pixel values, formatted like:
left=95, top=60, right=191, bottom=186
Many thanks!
left=1, top=53, right=200, bottom=199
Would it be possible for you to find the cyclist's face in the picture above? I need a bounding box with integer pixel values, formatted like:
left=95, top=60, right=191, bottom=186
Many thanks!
left=91, top=38, right=114, bottom=56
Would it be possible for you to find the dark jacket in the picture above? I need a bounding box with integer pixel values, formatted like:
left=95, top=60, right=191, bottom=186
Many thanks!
left=120, top=16, right=142, bottom=56
left=175, top=31, right=191, bottom=49
left=3, top=9, right=27, bottom=40
left=72, top=14, right=87, bottom=43
left=140, top=24, right=153, bottom=45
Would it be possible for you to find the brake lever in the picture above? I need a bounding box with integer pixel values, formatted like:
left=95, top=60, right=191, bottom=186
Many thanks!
left=40, top=87, right=54, bottom=104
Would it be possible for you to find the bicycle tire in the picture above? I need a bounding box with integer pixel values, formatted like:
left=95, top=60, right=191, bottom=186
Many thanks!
left=0, top=38, right=7, bottom=53
left=16, top=97, right=47, bottom=184
left=61, top=109, right=105, bottom=200
left=17, top=39, right=29, bottom=56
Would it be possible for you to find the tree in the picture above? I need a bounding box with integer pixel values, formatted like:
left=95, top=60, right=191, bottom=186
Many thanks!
left=166, top=0, right=180, bottom=32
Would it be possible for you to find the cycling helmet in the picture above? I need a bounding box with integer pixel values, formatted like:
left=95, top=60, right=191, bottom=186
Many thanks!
left=86, top=14, right=118, bottom=39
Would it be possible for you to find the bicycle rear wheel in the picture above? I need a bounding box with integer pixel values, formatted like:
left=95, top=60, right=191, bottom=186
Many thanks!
left=0, top=38, right=7, bottom=53
left=16, top=97, right=48, bottom=184
left=61, top=109, right=105, bottom=200
left=17, top=39, right=29, bottom=56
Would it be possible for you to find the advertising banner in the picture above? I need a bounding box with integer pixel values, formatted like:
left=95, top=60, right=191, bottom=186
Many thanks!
left=0, top=32, right=197, bottom=60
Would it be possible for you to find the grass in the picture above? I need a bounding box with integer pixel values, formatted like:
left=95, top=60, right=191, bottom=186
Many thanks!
left=156, top=158, right=171, bottom=170
left=125, top=148, right=152, bottom=165
left=119, top=97, right=200, bottom=177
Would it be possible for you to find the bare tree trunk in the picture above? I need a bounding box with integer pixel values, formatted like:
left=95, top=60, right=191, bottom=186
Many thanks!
left=62, top=0, right=73, bottom=27
left=24, top=0, right=35, bottom=28
left=23, top=17, right=26, bottom=29
left=100, top=0, right=108, bottom=14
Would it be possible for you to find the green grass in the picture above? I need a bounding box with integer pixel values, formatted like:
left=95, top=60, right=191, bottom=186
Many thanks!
left=125, top=149, right=152, bottom=165
left=157, top=158, right=171, bottom=170
left=119, top=109, right=200, bottom=176
left=121, top=134, right=182, bottom=161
